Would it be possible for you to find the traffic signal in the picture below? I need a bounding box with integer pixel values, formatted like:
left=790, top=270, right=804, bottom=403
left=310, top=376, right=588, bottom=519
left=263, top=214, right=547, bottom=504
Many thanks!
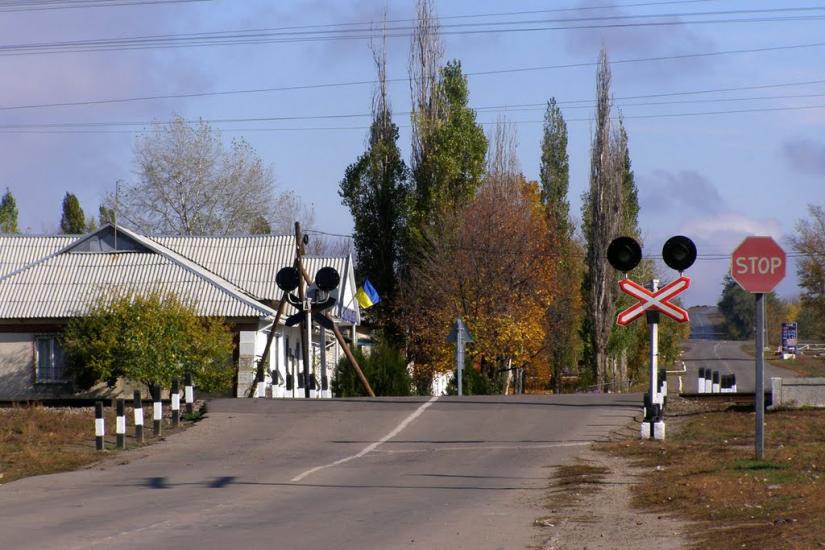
left=275, top=266, right=300, bottom=292
left=662, top=236, right=697, bottom=272
left=607, top=236, right=642, bottom=273
left=315, top=266, right=341, bottom=292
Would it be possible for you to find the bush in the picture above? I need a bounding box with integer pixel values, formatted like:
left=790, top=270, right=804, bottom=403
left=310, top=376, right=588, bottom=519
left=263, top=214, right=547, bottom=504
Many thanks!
left=446, top=365, right=503, bottom=395
left=332, top=341, right=412, bottom=397
left=63, top=292, right=235, bottom=394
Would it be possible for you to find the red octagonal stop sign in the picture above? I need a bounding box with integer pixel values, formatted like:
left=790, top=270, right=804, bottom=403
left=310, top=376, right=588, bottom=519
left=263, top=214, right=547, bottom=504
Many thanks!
left=731, top=236, right=786, bottom=293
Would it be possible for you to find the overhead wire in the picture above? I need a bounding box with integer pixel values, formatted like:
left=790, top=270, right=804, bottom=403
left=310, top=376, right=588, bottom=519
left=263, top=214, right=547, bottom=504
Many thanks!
left=2, top=43, right=825, bottom=112
left=0, top=7, right=824, bottom=55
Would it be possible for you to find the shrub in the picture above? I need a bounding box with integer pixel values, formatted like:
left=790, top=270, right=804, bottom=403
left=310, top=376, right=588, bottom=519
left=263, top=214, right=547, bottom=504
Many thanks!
left=332, top=341, right=412, bottom=397
left=63, top=292, right=234, bottom=394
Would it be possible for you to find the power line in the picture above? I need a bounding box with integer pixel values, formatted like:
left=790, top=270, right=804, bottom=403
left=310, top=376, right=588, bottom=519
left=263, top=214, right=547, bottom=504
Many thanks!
left=2, top=42, right=824, bottom=112
left=1, top=102, right=824, bottom=132
left=0, top=0, right=209, bottom=12
left=0, top=8, right=823, bottom=55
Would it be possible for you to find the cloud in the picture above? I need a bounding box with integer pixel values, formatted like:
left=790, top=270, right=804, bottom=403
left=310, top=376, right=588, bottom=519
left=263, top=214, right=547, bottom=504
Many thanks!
left=562, top=1, right=716, bottom=79
left=639, top=169, right=726, bottom=216
left=781, top=138, right=825, bottom=177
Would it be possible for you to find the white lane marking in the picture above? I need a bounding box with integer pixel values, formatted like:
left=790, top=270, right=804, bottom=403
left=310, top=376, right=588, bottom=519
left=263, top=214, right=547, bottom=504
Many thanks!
left=370, top=441, right=592, bottom=455
left=291, top=396, right=438, bottom=482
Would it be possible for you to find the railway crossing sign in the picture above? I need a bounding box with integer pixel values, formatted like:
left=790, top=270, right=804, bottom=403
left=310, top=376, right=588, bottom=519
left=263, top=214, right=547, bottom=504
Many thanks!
left=616, top=276, right=691, bottom=326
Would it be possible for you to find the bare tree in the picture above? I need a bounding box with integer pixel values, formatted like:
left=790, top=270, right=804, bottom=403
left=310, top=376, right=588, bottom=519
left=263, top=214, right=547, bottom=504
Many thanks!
left=114, top=116, right=310, bottom=236
left=581, top=49, right=627, bottom=390
left=486, top=116, right=521, bottom=187
left=409, top=0, right=445, bottom=178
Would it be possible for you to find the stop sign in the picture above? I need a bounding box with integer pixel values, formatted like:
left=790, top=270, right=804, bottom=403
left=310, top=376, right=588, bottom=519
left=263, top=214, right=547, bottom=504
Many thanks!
left=731, top=236, right=786, bottom=293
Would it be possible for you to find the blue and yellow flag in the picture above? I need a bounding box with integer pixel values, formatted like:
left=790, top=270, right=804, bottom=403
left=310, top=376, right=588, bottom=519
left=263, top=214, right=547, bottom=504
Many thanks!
left=355, top=279, right=381, bottom=309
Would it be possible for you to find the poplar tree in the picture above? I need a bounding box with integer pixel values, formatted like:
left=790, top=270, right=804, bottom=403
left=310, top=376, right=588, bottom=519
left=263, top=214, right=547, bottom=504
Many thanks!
left=340, top=31, right=410, bottom=311
left=0, top=189, right=19, bottom=234
left=581, top=49, right=626, bottom=391
left=60, top=193, right=87, bottom=234
left=540, top=99, right=581, bottom=392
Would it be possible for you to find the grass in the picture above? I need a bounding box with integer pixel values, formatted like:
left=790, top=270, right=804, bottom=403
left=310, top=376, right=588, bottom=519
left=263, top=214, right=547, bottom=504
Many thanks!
left=598, top=404, right=825, bottom=549
left=0, top=403, right=202, bottom=485
left=738, top=340, right=825, bottom=377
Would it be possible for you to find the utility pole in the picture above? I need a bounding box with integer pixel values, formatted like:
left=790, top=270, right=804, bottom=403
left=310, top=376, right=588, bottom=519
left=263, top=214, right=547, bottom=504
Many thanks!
left=295, top=222, right=311, bottom=399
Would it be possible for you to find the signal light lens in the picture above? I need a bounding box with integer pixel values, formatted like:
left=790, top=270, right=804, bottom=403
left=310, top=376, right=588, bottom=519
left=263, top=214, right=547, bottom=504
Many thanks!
left=276, top=267, right=300, bottom=292
left=315, top=266, right=341, bottom=292
left=662, top=236, right=697, bottom=272
left=607, top=236, right=642, bottom=273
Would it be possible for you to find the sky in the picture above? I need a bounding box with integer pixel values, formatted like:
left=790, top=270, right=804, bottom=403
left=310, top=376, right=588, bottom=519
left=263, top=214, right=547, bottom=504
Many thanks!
left=0, top=0, right=823, bottom=307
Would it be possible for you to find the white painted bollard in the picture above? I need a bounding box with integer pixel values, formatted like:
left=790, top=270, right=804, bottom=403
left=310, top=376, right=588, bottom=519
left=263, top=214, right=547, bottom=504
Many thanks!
left=732, top=374, right=737, bottom=393
left=152, top=387, right=162, bottom=437
left=95, top=402, right=105, bottom=451
left=184, top=372, right=194, bottom=415
left=712, top=371, right=720, bottom=393
left=133, top=390, right=144, bottom=444
left=698, top=368, right=706, bottom=393
left=171, top=379, right=181, bottom=427
left=116, top=399, right=126, bottom=449
left=256, top=369, right=266, bottom=399
left=704, top=369, right=712, bottom=393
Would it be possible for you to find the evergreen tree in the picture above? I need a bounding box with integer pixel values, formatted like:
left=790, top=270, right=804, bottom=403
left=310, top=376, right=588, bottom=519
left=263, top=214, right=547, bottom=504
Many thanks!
left=0, top=189, right=19, bottom=234
left=99, top=204, right=116, bottom=226
left=249, top=215, right=272, bottom=235
left=340, top=37, right=410, bottom=313
left=618, top=122, right=640, bottom=238
left=60, top=193, right=87, bottom=234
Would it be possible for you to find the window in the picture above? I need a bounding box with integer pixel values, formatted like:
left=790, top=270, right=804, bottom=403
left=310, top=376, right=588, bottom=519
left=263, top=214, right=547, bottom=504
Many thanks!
left=35, top=336, right=67, bottom=383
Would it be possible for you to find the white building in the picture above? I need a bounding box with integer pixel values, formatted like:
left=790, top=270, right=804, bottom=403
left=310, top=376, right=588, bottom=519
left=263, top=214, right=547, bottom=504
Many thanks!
left=0, top=224, right=360, bottom=400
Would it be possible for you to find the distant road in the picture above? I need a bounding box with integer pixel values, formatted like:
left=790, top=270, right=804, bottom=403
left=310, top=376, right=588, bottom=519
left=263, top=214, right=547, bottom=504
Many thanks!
left=0, top=394, right=639, bottom=550
left=683, top=308, right=797, bottom=393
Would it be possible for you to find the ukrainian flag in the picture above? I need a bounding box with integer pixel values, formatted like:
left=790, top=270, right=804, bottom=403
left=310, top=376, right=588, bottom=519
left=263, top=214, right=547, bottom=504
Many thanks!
left=355, top=279, right=381, bottom=309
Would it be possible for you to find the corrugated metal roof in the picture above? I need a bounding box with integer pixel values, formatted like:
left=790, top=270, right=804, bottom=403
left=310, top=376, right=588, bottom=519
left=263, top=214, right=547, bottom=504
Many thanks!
left=0, top=235, right=78, bottom=276
left=151, top=235, right=295, bottom=300
left=0, top=252, right=273, bottom=319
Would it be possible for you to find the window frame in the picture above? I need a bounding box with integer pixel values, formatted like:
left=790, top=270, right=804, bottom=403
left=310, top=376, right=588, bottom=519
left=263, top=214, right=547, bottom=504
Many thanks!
left=33, top=334, right=69, bottom=384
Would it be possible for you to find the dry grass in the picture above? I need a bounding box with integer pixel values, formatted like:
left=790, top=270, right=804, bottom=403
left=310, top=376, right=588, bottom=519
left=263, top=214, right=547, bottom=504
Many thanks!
left=738, top=341, right=825, bottom=377
left=0, top=404, right=196, bottom=485
left=599, top=406, right=825, bottom=549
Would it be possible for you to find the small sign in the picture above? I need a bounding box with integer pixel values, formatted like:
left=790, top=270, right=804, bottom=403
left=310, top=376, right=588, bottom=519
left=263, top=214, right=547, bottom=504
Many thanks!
left=447, top=318, right=474, bottom=343
left=781, top=321, right=798, bottom=352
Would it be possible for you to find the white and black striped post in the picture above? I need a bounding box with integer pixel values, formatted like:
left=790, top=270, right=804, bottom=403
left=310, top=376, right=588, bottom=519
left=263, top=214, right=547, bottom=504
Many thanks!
left=116, top=399, right=126, bottom=449
left=256, top=368, right=266, bottom=399
left=184, top=371, right=194, bottom=415
left=95, top=401, right=105, bottom=451
left=732, top=373, right=737, bottom=393
left=152, top=386, right=162, bottom=437
left=712, top=371, right=720, bottom=393
left=697, top=368, right=706, bottom=393
left=704, top=368, right=712, bottom=393
left=133, top=390, right=144, bottom=444
left=171, top=379, right=180, bottom=427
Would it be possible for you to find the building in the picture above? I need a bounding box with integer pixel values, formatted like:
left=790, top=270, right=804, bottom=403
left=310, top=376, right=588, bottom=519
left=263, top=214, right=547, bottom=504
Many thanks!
left=0, top=224, right=359, bottom=400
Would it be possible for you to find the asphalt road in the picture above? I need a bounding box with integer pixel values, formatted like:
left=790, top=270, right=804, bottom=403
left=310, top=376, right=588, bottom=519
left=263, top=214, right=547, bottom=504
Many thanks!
left=683, top=307, right=797, bottom=393
left=0, top=394, right=639, bottom=550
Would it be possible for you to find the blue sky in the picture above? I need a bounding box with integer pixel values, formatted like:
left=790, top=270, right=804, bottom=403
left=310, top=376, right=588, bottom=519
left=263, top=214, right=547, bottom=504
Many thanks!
left=1, top=0, right=823, bottom=306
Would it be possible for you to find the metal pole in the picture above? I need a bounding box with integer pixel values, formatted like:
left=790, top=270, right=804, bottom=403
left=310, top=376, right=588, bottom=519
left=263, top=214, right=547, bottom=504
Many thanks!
left=295, top=222, right=311, bottom=399
left=320, top=327, right=328, bottom=396
left=456, top=319, right=463, bottom=397
left=648, top=280, right=659, bottom=436
left=755, top=292, right=765, bottom=459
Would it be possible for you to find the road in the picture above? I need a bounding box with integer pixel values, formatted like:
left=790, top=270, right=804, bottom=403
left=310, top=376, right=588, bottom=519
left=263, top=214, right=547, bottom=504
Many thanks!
left=683, top=307, right=797, bottom=392
left=0, top=394, right=638, bottom=550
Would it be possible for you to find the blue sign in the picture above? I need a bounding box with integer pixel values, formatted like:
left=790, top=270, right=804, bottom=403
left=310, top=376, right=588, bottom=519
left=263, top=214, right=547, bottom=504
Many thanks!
left=781, top=321, right=798, bottom=352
